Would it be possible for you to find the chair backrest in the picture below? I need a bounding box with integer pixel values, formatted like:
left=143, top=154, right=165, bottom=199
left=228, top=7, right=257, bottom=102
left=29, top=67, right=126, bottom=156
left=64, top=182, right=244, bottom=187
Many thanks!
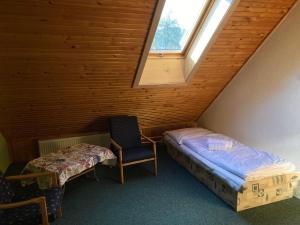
left=0, top=177, right=14, bottom=204
left=109, top=115, right=141, bottom=148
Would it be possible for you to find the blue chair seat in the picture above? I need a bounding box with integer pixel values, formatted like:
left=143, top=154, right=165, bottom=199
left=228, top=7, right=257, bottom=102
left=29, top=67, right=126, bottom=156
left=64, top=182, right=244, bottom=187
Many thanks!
left=1, top=203, right=41, bottom=225
left=1, top=187, right=63, bottom=225
left=122, top=146, right=155, bottom=163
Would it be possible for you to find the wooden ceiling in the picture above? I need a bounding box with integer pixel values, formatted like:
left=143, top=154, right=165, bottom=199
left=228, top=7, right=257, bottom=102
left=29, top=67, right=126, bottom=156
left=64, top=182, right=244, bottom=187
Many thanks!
left=0, top=0, right=296, bottom=161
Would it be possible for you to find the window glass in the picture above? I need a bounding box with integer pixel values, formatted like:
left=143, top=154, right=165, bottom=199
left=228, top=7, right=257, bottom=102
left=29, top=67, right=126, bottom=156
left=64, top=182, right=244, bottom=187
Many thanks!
left=150, top=0, right=208, bottom=52
left=190, top=0, right=233, bottom=62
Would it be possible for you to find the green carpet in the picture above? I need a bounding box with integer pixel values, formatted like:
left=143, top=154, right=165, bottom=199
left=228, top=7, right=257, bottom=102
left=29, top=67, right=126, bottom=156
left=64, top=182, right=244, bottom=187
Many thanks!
left=53, top=148, right=300, bottom=225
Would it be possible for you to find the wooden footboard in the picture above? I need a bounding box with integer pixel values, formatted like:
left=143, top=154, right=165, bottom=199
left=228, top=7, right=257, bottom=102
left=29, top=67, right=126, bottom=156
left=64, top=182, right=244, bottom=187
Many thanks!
left=237, top=173, right=297, bottom=211
left=165, top=141, right=299, bottom=211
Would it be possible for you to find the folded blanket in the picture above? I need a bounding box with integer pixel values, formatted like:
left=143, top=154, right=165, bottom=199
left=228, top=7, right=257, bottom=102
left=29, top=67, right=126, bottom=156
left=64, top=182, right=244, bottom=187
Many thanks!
left=183, top=134, right=296, bottom=181
left=206, top=137, right=233, bottom=151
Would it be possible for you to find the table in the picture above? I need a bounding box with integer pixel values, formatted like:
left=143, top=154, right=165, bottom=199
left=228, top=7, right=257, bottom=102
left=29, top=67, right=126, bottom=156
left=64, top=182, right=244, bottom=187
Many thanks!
left=23, top=143, right=117, bottom=188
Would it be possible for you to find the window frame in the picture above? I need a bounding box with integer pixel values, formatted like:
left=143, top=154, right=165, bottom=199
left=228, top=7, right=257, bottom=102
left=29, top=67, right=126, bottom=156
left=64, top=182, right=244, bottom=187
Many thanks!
left=149, top=0, right=214, bottom=56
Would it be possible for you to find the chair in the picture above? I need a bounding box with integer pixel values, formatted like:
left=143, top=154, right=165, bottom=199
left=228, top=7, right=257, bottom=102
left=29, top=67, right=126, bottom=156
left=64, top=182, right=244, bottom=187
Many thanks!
left=109, top=115, right=157, bottom=184
left=0, top=172, right=63, bottom=225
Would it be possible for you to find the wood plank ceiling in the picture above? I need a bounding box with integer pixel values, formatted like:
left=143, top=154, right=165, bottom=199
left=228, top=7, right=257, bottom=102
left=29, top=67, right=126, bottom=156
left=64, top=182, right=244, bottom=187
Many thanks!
left=0, top=0, right=296, bottom=161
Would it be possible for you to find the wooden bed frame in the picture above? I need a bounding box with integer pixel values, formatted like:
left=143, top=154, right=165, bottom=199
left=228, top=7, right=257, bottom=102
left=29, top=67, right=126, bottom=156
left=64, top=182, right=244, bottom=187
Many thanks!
left=165, top=140, right=299, bottom=211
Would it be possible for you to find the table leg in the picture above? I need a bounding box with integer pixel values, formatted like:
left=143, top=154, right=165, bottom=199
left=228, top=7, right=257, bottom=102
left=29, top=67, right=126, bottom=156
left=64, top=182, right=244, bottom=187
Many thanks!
left=93, top=167, right=100, bottom=182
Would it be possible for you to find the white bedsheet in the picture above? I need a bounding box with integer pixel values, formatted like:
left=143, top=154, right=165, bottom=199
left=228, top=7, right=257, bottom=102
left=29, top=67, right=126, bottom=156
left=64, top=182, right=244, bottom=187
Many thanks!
left=183, top=133, right=296, bottom=181
left=164, top=135, right=245, bottom=191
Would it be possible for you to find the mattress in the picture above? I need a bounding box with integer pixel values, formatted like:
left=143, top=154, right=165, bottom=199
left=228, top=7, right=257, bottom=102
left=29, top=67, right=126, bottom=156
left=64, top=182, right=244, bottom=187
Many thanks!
left=164, top=135, right=245, bottom=191
left=164, top=128, right=296, bottom=191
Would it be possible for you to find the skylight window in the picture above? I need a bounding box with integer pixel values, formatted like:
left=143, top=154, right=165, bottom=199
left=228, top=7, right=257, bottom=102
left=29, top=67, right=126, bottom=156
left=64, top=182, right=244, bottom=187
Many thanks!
left=134, top=0, right=236, bottom=87
left=150, top=0, right=208, bottom=53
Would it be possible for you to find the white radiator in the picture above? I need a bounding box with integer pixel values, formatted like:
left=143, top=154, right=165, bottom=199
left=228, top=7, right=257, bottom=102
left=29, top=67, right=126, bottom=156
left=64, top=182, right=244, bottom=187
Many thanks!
left=38, top=133, right=110, bottom=156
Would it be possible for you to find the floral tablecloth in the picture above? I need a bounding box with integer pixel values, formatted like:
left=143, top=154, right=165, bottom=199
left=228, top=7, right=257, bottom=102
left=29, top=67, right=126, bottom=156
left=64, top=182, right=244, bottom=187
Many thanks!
left=24, top=143, right=117, bottom=187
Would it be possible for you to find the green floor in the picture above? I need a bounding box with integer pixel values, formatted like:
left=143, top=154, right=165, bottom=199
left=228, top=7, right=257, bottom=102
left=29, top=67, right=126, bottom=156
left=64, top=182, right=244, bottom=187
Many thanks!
left=53, top=148, right=300, bottom=225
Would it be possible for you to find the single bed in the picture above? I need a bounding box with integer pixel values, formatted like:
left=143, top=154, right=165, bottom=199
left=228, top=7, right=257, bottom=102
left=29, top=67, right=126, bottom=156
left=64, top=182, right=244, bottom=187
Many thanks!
left=164, top=127, right=299, bottom=211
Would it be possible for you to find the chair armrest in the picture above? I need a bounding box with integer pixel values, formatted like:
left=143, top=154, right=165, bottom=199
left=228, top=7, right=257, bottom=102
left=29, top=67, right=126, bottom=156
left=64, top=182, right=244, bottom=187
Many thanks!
left=0, top=196, right=46, bottom=209
left=110, top=138, right=123, bottom=163
left=6, top=172, right=58, bottom=187
left=110, top=138, right=122, bottom=151
left=141, top=134, right=156, bottom=144
left=141, top=134, right=156, bottom=155
left=0, top=196, right=49, bottom=225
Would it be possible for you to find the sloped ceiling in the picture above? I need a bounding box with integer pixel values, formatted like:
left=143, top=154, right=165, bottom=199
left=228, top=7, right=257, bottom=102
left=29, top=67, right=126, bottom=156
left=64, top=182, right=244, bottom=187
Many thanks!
left=0, top=0, right=296, bottom=161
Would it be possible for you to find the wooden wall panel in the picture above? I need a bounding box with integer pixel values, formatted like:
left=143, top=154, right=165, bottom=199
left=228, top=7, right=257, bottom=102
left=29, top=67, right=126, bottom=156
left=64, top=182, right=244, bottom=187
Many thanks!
left=0, top=0, right=296, bottom=162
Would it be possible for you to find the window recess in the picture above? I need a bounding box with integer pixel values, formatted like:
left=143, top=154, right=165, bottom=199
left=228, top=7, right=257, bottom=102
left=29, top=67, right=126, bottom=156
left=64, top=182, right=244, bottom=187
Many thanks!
left=133, top=0, right=239, bottom=87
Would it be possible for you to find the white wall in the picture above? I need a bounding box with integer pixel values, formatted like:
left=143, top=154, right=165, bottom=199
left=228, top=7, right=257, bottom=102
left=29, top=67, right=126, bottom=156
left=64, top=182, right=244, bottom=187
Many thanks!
left=199, top=2, right=300, bottom=169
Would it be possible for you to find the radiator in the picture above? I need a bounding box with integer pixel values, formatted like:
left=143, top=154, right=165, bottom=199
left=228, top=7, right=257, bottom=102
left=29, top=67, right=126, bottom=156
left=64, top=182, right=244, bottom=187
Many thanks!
left=38, top=133, right=110, bottom=156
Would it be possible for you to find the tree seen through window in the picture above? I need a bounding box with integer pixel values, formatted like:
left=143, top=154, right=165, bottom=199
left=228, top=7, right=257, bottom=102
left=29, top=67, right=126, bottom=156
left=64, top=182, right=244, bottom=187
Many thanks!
left=151, top=16, right=185, bottom=51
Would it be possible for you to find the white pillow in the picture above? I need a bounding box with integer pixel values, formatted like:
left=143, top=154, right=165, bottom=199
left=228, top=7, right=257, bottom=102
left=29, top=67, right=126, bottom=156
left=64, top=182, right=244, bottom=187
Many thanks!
left=165, top=127, right=212, bottom=145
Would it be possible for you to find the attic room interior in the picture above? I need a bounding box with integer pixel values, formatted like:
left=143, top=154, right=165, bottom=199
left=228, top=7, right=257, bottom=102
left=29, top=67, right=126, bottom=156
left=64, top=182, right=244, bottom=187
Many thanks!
left=1, top=0, right=300, bottom=224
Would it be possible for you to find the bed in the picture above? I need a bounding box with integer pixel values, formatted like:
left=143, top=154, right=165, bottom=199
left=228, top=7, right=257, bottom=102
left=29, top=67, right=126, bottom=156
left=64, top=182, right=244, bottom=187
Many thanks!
left=164, top=127, right=299, bottom=211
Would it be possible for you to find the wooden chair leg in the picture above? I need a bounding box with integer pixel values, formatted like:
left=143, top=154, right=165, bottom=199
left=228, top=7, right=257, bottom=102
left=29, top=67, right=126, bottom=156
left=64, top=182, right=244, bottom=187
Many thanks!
left=154, top=158, right=158, bottom=176
left=39, top=197, right=49, bottom=225
left=56, top=207, right=62, bottom=218
left=120, top=165, right=124, bottom=184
